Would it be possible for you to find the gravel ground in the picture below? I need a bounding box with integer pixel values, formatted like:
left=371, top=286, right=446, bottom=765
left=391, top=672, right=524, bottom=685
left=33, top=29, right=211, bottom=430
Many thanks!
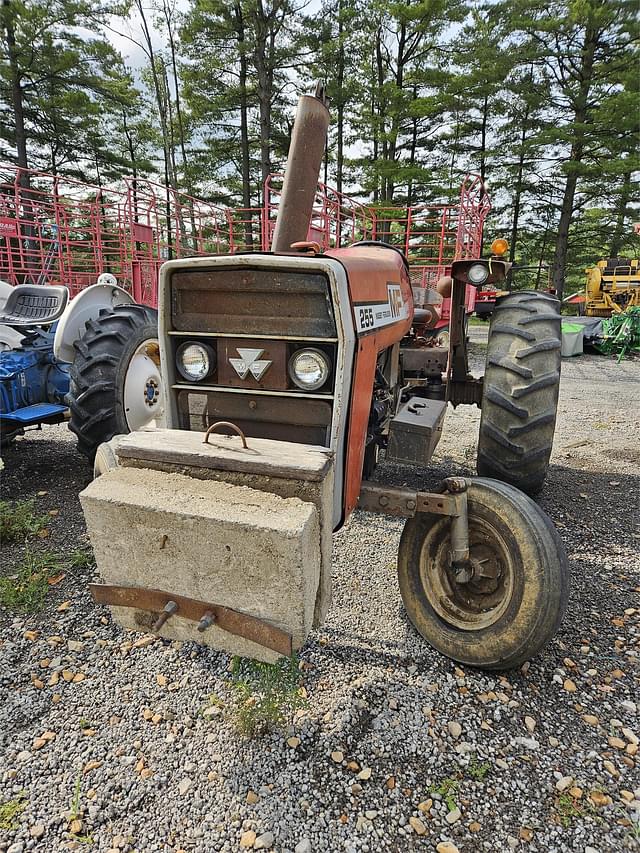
left=1, top=334, right=639, bottom=853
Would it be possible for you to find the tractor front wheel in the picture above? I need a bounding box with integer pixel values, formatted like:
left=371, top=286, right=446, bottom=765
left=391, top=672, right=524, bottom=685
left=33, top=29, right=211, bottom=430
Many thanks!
left=477, top=290, right=561, bottom=494
left=397, top=478, right=568, bottom=670
left=67, top=304, right=162, bottom=462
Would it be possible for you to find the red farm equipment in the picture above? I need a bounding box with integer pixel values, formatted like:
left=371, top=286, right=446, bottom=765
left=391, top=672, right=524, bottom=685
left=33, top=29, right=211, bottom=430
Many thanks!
left=0, top=164, right=490, bottom=459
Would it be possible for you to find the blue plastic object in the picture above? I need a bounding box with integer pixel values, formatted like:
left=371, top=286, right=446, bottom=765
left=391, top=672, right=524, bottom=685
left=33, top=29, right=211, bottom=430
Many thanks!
left=2, top=402, right=67, bottom=424
left=0, top=326, right=71, bottom=433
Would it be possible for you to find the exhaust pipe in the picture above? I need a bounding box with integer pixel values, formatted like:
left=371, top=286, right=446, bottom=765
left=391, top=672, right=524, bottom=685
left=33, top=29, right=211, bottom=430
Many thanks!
left=271, top=83, right=330, bottom=253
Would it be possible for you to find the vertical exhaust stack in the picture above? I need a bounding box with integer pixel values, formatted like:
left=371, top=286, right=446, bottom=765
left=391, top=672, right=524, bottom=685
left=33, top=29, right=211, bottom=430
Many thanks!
left=271, top=83, right=330, bottom=253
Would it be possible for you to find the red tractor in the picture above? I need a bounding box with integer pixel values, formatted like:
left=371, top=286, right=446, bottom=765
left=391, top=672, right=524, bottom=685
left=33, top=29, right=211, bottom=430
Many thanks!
left=84, top=87, right=567, bottom=670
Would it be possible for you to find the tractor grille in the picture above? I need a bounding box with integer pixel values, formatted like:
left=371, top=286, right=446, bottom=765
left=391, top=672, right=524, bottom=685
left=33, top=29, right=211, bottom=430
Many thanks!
left=170, top=266, right=336, bottom=338
left=167, top=264, right=339, bottom=448
left=176, top=390, right=332, bottom=446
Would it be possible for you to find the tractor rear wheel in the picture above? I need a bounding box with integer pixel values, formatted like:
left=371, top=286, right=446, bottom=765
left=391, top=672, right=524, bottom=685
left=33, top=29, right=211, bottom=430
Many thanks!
left=67, top=304, right=162, bottom=462
left=397, top=478, right=568, bottom=670
left=477, top=291, right=561, bottom=495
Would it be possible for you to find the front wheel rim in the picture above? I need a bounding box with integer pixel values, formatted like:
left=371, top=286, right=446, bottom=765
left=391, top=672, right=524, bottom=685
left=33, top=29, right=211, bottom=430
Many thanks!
left=123, top=339, right=164, bottom=431
left=419, top=515, right=515, bottom=630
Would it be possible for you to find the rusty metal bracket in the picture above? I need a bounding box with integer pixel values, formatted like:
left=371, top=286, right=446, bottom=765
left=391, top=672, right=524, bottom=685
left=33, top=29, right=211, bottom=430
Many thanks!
left=89, top=584, right=293, bottom=657
left=203, top=421, right=248, bottom=448
left=358, top=481, right=464, bottom=518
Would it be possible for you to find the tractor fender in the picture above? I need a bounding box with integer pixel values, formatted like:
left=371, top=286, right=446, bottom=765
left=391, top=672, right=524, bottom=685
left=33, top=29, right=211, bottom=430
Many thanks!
left=0, top=324, right=25, bottom=352
left=0, top=279, right=13, bottom=314
left=53, top=277, right=134, bottom=363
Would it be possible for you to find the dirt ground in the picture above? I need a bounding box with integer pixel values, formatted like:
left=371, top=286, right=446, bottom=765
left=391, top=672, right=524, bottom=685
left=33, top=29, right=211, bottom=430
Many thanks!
left=1, top=332, right=639, bottom=853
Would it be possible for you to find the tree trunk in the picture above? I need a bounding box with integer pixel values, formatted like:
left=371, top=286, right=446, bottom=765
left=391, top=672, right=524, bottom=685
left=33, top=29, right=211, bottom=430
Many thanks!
left=507, top=110, right=530, bottom=286
left=234, top=2, right=253, bottom=248
left=335, top=3, right=345, bottom=196
left=550, top=27, right=598, bottom=301
left=136, top=0, right=175, bottom=192
left=479, top=94, right=488, bottom=184
left=252, top=2, right=274, bottom=200
left=609, top=168, right=632, bottom=257
left=2, top=0, right=29, bottom=185
left=162, top=0, right=190, bottom=188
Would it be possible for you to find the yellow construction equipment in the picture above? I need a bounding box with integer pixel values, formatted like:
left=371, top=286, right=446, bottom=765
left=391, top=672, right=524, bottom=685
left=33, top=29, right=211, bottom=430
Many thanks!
left=585, top=257, right=640, bottom=316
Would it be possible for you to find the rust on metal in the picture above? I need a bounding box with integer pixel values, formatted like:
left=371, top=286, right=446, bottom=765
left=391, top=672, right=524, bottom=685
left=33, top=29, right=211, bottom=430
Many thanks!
left=216, top=337, right=289, bottom=391
left=271, top=87, right=330, bottom=253
left=170, top=267, right=336, bottom=338
left=178, top=389, right=332, bottom=447
left=197, top=610, right=216, bottom=633
left=152, top=599, right=178, bottom=631
left=442, top=476, right=468, bottom=494
left=203, top=420, right=249, bottom=448
left=89, top=584, right=293, bottom=656
left=448, top=376, right=484, bottom=408
left=358, top=482, right=462, bottom=518
left=290, top=241, right=321, bottom=255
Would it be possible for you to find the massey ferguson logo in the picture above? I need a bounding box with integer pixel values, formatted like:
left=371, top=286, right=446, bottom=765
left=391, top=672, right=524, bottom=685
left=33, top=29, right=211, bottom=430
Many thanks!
left=354, top=283, right=408, bottom=334
left=388, top=284, right=404, bottom=318
left=229, top=348, right=272, bottom=381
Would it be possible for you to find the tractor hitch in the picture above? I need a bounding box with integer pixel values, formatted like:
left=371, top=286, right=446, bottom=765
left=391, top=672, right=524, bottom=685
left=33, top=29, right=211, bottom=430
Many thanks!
left=359, top=477, right=472, bottom=581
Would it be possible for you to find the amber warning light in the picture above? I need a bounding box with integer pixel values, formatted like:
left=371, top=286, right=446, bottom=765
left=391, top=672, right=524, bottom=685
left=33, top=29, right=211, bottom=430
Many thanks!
left=491, top=238, right=509, bottom=256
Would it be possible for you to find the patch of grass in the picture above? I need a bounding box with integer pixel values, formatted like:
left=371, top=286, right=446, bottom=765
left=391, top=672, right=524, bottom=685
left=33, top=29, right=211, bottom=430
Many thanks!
left=554, top=793, right=599, bottom=828
left=0, top=499, right=48, bottom=543
left=468, top=756, right=491, bottom=781
left=78, top=718, right=92, bottom=730
left=430, top=776, right=459, bottom=812
left=226, top=654, right=307, bottom=737
left=0, top=549, right=64, bottom=612
left=69, top=772, right=82, bottom=822
left=0, top=793, right=27, bottom=830
left=68, top=548, right=94, bottom=572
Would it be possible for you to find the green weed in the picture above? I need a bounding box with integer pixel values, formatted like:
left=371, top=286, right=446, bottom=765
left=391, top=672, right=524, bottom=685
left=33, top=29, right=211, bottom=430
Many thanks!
left=0, top=549, right=64, bottom=612
left=430, top=776, right=459, bottom=812
left=0, top=793, right=27, bottom=830
left=468, top=756, right=491, bottom=781
left=69, top=772, right=82, bottom=822
left=226, top=654, right=307, bottom=737
left=554, top=793, right=598, bottom=827
left=0, top=499, right=48, bottom=542
left=68, top=548, right=94, bottom=572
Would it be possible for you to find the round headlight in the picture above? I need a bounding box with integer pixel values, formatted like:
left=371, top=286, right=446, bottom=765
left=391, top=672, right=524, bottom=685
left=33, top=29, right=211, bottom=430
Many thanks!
left=176, top=342, right=216, bottom=382
left=468, top=263, right=489, bottom=285
left=288, top=348, right=330, bottom=391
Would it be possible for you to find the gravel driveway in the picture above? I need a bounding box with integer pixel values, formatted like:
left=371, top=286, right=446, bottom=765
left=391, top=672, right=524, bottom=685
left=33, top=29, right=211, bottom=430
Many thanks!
left=1, top=335, right=639, bottom=853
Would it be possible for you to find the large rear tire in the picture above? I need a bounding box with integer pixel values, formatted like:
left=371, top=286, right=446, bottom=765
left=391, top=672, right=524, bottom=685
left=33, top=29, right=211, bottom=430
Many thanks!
left=397, top=478, right=568, bottom=670
left=67, top=304, right=161, bottom=462
left=477, top=291, right=561, bottom=495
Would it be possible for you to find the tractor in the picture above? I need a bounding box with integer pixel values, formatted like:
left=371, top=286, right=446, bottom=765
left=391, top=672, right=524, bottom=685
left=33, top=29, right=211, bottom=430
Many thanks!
left=80, top=86, right=568, bottom=671
left=0, top=273, right=162, bottom=456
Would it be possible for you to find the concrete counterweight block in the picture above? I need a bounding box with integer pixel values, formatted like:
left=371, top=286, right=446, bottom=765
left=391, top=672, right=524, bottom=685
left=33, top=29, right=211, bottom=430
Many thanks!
left=115, top=429, right=335, bottom=627
left=80, top=466, right=322, bottom=663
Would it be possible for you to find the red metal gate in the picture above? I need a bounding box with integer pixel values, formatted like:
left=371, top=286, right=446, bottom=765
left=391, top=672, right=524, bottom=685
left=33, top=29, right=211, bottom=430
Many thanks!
left=0, top=166, right=490, bottom=307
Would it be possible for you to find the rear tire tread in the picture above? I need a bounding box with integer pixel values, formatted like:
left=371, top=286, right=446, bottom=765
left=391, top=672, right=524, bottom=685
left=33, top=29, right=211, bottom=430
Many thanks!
left=67, top=304, right=158, bottom=462
left=478, top=292, right=561, bottom=494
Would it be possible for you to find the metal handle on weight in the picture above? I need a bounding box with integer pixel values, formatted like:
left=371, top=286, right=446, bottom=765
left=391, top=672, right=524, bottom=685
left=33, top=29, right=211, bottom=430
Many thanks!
left=203, top=421, right=248, bottom=449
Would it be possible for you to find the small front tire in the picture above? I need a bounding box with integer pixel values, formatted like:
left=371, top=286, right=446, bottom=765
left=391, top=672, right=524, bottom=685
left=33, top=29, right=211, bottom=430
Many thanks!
left=397, top=478, right=568, bottom=670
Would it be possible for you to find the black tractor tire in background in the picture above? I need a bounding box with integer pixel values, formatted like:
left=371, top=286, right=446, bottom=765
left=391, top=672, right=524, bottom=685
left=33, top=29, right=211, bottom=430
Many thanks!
left=477, top=291, right=561, bottom=495
left=67, top=304, right=159, bottom=462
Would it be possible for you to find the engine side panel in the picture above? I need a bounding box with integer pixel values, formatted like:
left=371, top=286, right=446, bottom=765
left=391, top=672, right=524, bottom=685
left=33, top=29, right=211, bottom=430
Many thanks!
left=327, top=246, right=414, bottom=517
